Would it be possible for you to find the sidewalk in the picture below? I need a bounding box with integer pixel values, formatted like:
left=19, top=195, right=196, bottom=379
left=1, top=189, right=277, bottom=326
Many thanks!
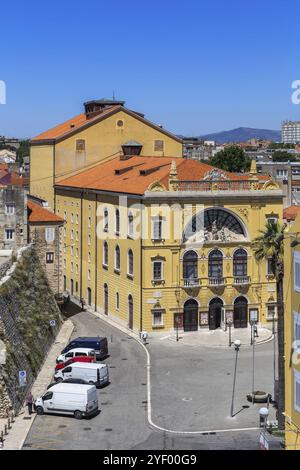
left=156, top=326, right=273, bottom=348
left=1, top=319, right=74, bottom=450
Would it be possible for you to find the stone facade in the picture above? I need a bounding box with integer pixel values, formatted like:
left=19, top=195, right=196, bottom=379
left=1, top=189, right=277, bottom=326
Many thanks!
left=0, top=186, right=27, bottom=251
left=28, top=223, right=63, bottom=296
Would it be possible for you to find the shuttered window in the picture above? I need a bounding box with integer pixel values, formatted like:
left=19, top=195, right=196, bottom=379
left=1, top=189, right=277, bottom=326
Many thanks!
left=294, top=253, right=300, bottom=292
left=294, top=370, right=300, bottom=413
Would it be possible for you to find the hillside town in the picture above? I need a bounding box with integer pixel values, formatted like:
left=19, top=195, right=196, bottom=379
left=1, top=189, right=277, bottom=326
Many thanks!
left=1, top=0, right=300, bottom=459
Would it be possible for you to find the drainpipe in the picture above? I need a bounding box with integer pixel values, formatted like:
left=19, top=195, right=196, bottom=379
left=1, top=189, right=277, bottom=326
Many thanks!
left=95, top=194, right=98, bottom=312
left=140, top=202, right=143, bottom=333
left=80, top=191, right=83, bottom=300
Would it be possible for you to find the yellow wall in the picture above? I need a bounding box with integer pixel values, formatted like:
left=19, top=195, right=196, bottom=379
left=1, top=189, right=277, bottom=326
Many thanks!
left=30, top=109, right=182, bottom=207
left=284, top=214, right=300, bottom=450
left=30, top=145, right=55, bottom=209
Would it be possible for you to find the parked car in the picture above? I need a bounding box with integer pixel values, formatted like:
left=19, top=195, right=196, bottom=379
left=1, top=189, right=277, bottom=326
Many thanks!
left=54, top=362, right=109, bottom=387
left=55, top=355, right=95, bottom=371
left=35, top=383, right=98, bottom=419
left=56, top=348, right=96, bottom=364
left=61, top=337, right=108, bottom=360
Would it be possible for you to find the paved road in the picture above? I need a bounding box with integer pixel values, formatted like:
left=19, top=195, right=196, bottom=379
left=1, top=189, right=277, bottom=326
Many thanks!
left=23, top=311, right=270, bottom=450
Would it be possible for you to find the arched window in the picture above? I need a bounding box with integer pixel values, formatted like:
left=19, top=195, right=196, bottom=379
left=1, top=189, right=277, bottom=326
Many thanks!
left=233, top=248, right=247, bottom=277
left=115, top=209, right=120, bottom=234
left=208, top=249, right=223, bottom=278
left=183, top=251, right=198, bottom=280
left=128, top=211, right=134, bottom=237
left=104, top=283, right=108, bottom=315
left=115, top=245, right=120, bottom=271
left=103, top=241, right=108, bottom=266
left=128, top=294, right=133, bottom=329
left=127, top=249, right=134, bottom=276
left=103, top=207, right=109, bottom=232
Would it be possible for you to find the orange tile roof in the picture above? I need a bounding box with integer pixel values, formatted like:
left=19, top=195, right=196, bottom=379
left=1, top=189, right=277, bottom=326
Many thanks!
left=56, top=156, right=269, bottom=196
left=31, top=105, right=122, bottom=142
left=27, top=200, right=64, bottom=223
left=283, top=205, right=300, bottom=221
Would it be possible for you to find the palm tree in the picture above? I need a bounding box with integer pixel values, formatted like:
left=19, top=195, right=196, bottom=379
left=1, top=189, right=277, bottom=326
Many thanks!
left=252, top=220, right=285, bottom=430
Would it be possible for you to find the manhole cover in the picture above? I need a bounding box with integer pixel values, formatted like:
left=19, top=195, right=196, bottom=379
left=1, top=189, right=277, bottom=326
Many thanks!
left=182, top=397, right=192, bottom=402
left=83, top=427, right=91, bottom=431
left=105, top=428, right=113, bottom=432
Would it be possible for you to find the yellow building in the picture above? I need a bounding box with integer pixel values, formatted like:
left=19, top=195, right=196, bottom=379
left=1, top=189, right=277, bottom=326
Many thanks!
left=53, top=154, right=283, bottom=333
left=284, top=208, right=300, bottom=449
left=30, top=99, right=182, bottom=210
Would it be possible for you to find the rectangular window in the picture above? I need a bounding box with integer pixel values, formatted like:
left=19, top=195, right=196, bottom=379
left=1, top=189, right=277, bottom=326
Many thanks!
left=294, top=252, right=300, bottom=292
left=152, top=310, right=164, bottom=327
left=153, top=261, right=163, bottom=280
left=5, top=229, right=15, bottom=240
left=267, top=258, right=275, bottom=276
left=116, top=292, right=119, bottom=310
left=71, top=262, right=74, bottom=273
left=45, top=227, right=55, bottom=242
left=154, top=140, right=164, bottom=152
left=266, top=304, right=277, bottom=320
left=294, top=312, right=300, bottom=352
left=152, top=217, right=163, bottom=240
left=294, top=369, right=300, bottom=413
left=88, top=217, right=91, bottom=228
left=76, top=139, right=86, bottom=151
left=5, top=203, right=15, bottom=215
left=46, top=252, right=54, bottom=264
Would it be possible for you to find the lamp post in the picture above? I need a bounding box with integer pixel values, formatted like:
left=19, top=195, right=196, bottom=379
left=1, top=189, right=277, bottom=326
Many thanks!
left=230, top=339, right=241, bottom=418
left=250, top=320, right=256, bottom=405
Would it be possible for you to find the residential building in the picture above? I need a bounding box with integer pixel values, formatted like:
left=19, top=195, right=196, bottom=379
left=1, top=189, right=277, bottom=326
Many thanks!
left=282, top=121, right=300, bottom=144
left=54, top=156, right=283, bottom=333
left=284, top=212, right=300, bottom=449
left=27, top=197, right=64, bottom=296
left=256, top=161, right=300, bottom=207
left=0, top=185, right=27, bottom=251
left=30, top=99, right=183, bottom=210
left=0, top=149, right=16, bottom=163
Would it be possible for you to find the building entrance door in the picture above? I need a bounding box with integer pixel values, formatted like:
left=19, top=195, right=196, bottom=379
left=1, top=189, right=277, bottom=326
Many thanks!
left=234, top=296, right=248, bottom=328
left=209, top=298, right=223, bottom=330
left=183, top=299, right=198, bottom=331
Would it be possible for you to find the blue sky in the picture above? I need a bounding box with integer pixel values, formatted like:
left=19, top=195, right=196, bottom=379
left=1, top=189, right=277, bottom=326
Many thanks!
left=0, top=0, right=299, bottom=138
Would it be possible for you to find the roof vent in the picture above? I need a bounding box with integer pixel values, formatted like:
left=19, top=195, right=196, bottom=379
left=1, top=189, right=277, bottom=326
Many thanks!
left=84, top=99, right=125, bottom=119
left=121, top=140, right=143, bottom=156
left=70, top=123, right=75, bottom=128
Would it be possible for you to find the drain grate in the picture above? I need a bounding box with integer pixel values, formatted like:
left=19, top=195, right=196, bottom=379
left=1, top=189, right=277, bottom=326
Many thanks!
left=101, top=401, right=112, bottom=405
left=142, top=400, right=148, bottom=404
left=141, top=383, right=146, bottom=386
left=109, top=366, right=116, bottom=369
left=23, top=443, right=32, bottom=447
left=83, top=427, right=91, bottom=431
left=58, top=425, right=67, bottom=428
left=122, top=358, right=127, bottom=361
left=105, top=428, right=113, bottom=432
left=23, top=417, right=32, bottom=420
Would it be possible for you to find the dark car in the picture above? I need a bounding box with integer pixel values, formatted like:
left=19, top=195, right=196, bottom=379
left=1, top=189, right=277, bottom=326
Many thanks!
left=61, top=337, right=108, bottom=361
left=62, top=378, right=89, bottom=385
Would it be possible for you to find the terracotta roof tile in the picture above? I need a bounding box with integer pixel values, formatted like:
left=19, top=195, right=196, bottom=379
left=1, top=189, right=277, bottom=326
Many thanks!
left=283, top=205, right=300, bottom=221
left=57, top=156, right=270, bottom=196
left=27, top=200, right=64, bottom=223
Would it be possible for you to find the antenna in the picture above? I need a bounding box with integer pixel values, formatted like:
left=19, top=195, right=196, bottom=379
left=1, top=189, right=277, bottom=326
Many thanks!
left=113, top=90, right=115, bottom=101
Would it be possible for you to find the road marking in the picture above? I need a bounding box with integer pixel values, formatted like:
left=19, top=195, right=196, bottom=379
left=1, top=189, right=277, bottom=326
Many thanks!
left=138, top=339, right=260, bottom=435
left=159, top=335, right=171, bottom=340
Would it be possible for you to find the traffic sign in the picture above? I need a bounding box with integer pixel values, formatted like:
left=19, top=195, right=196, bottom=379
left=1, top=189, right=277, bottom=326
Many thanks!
left=19, top=370, right=27, bottom=387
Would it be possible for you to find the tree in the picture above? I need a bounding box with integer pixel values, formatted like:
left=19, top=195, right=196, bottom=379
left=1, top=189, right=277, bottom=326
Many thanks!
left=209, top=146, right=251, bottom=173
left=252, top=220, right=285, bottom=430
left=272, top=151, right=297, bottom=162
left=16, top=140, right=30, bottom=164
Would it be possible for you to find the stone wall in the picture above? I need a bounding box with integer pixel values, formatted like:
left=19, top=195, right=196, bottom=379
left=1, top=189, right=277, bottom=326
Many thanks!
left=0, top=245, right=62, bottom=417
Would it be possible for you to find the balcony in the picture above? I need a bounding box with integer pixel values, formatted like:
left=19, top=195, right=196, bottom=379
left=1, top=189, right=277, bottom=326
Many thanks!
left=182, top=278, right=201, bottom=287
left=208, top=277, right=226, bottom=286
left=178, top=180, right=255, bottom=192
left=233, top=276, right=251, bottom=285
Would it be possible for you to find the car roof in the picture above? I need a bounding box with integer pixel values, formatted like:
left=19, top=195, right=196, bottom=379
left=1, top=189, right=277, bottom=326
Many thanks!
left=69, top=362, right=107, bottom=369
left=71, top=337, right=106, bottom=342
left=63, top=347, right=95, bottom=353
left=47, top=383, right=95, bottom=392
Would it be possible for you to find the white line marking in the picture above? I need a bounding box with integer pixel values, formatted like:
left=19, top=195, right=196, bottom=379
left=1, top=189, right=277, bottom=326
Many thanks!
left=138, top=339, right=260, bottom=435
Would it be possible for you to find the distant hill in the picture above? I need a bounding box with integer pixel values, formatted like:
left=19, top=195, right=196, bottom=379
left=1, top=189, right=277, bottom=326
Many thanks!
left=198, top=127, right=281, bottom=144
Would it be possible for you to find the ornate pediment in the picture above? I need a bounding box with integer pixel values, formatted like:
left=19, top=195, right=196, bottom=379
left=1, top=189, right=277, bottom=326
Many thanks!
left=203, top=169, right=227, bottom=180
left=262, top=179, right=280, bottom=190
left=147, top=181, right=167, bottom=192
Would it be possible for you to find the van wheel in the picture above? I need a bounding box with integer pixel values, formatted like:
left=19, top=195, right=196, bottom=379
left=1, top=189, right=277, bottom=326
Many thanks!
left=36, top=406, right=44, bottom=415
left=74, top=410, right=83, bottom=420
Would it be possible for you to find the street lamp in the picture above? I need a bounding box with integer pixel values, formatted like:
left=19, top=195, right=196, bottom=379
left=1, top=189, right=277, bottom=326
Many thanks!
left=230, top=339, right=241, bottom=418
left=259, top=407, right=269, bottom=430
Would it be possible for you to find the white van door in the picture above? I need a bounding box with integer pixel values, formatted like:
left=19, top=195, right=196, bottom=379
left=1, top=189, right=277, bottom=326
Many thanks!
left=61, top=366, right=73, bottom=379
left=41, top=391, right=55, bottom=411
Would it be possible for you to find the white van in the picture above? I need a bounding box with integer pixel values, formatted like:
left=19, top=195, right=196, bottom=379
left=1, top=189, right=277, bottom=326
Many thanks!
left=35, top=383, right=98, bottom=419
left=56, top=348, right=96, bottom=364
left=54, top=362, right=109, bottom=387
